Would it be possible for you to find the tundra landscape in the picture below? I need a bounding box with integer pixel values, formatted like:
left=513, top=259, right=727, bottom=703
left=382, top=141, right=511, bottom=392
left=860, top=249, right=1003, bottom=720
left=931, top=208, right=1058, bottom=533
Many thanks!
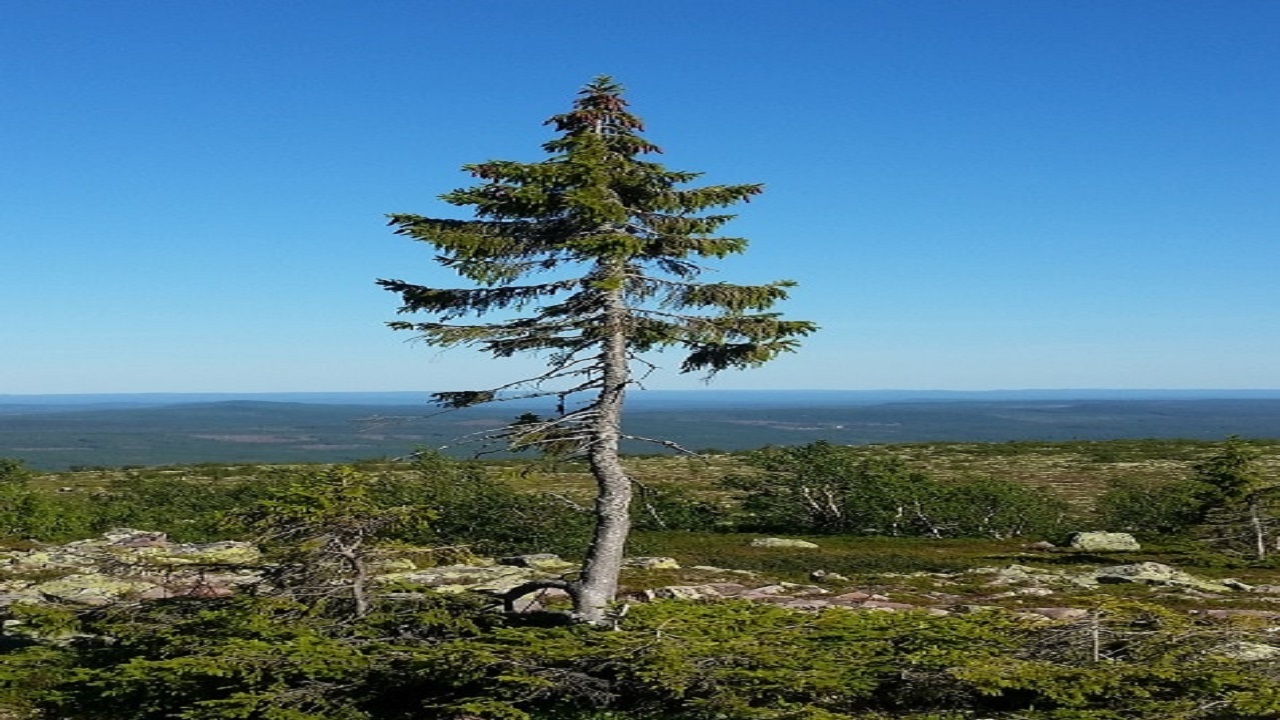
left=6, top=2, right=1278, bottom=717
left=4, top=432, right=1280, bottom=718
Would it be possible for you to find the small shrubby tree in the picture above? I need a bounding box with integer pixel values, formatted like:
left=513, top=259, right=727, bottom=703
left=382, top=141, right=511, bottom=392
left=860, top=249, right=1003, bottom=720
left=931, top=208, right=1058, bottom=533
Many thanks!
left=0, top=458, right=94, bottom=542
left=380, top=77, right=814, bottom=623
left=1194, top=436, right=1279, bottom=560
left=226, top=466, right=432, bottom=617
left=402, top=451, right=592, bottom=557
left=938, top=475, right=1071, bottom=540
left=726, top=441, right=1069, bottom=539
left=89, top=471, right=263, bottom=542
left=0, top=458, right=46, bottom=539
left=726, top=441, right=899, bottom=533
left=1095, top=475, right=1209, bottom=536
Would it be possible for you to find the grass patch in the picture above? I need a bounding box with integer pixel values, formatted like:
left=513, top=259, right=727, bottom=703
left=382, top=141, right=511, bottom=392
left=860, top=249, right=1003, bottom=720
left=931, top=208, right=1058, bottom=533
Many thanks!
left=630, top=532, right=1021, bottom=580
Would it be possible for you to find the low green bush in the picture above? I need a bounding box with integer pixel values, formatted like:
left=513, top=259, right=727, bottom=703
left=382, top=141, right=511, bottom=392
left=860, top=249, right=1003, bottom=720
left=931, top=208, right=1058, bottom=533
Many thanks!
left=399, top=452, right=592, bottom=557
left=724, top=442, right=1072, bottom=540
left=1094, top=475, right=1209, bottom=536
left=630, top=483, right=729, bottom=532
left=2, top=455, right=590, bottom=558
left=7, top=594, right=1280, bottom=720
left=0, top=458, right=96, bottom=543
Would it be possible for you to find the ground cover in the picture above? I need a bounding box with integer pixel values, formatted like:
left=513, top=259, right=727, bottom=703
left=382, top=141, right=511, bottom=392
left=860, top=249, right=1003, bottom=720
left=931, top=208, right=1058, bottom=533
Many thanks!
left=6, top=438, right=1280, bottom=718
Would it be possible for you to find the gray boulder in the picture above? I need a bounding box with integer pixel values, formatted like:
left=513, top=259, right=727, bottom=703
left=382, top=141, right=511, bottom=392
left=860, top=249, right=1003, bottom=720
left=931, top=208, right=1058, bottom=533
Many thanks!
left=976, top=564, right=1058, bottom=586
left=623, top=556, right=682, bottom=570
left=498, top=553, right=576, bottom=571
left=1086, top=562, right=1233, bottom=594
left=1068, top=532, right=1141, bottom=552
left=643, top=585, right=728, bottom=601
left=376, top=564, right=540, bottom=594
left=1211, top=641, right=1280, bottom=661
left=1025, top=607, right=1090, bottom=621
left=33, top=573, right=156, bottom=606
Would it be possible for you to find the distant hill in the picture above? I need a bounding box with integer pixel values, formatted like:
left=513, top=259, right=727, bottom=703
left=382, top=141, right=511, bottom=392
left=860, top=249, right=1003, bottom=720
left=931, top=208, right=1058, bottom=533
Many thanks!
left=3, top=391, right=1280, bottom=470
left=6, top=388, right=1280, bottom=413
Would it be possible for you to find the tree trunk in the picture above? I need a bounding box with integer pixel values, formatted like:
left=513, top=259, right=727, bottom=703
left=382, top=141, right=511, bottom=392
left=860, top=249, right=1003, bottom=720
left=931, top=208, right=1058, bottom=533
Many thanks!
left=1250, top=498, right=1267, bottom=561
left=574, top=283, right=632, bottom=625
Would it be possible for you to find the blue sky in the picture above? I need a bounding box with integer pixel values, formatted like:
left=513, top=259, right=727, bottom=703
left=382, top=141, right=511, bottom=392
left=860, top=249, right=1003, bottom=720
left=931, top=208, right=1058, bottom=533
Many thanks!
left=3, top=0, right=1277, bottom=394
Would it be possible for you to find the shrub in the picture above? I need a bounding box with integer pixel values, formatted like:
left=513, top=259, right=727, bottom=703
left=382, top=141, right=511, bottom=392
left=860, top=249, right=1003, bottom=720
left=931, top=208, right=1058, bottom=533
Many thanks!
left=630, top=483, right=728, bottom=532
left=724, top=442, right=1070, bottom=539
left=1095, top=475, right=1209, bottom=536
left=87, top=472, right=262, bottom=542
left=932, top=476, right=1072, bottom=540
left=397, top=453, right=592, bottom=557
left=0, top=458, right=95, bottom=543
left=724, top=442, right=926, bottom=534
left=12, top=595, right=1280, bottom=720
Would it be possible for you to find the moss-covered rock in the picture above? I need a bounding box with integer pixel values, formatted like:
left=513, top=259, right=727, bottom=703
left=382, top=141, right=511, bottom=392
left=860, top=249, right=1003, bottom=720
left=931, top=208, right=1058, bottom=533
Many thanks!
left=33, top=573, right=155, bottom=606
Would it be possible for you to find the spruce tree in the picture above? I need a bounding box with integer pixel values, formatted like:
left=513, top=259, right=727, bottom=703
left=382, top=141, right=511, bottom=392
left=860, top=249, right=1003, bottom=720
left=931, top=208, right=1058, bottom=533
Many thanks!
left=1195, top=436, right=1277, bottom=559
left=379, top=76, right=815, bottom=623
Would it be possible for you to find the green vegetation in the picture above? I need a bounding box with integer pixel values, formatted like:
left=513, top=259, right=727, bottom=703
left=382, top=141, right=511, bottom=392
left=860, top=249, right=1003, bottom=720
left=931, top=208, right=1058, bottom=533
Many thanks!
left=1194, top=436, right=1280, bottom=560
left=725, top=442, right=1070, bottom=539
left=2, top=437, right=1280, bottom=718
left=5, top=592, right=1280, bottom=718
left=0, top=454, right=591, bottom=553
left=1095, top=474, right=1210, bottom=535
left=7, top=438, right=1280, bottom=552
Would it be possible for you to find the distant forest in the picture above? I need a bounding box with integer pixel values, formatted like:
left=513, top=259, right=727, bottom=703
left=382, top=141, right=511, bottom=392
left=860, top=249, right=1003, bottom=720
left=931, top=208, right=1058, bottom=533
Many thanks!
left=4, top=394, right=1280, bottom=470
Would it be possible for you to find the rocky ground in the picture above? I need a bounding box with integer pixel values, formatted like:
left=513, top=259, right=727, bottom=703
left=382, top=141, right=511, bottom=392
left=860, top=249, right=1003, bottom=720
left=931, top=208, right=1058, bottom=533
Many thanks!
left=4, top=530, right=1280, bottom=636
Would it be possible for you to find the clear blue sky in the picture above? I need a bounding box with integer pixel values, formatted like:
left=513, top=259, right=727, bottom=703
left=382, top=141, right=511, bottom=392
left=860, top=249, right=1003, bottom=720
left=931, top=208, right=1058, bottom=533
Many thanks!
left=3, top=0, right=1277, bottom=394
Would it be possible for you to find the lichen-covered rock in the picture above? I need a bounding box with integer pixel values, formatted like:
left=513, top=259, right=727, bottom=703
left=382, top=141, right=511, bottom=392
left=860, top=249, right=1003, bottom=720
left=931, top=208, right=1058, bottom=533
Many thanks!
left=157, top=541, right=261, bottom=565
left=689, top=565, right=758, bottom=576
left=9, top=530, right=260, bottom=571
left=33, top=574, right=156, bottom=606
left=644, top=585, right=725, bottom=601
left=623, top=556, right=681, bottom=570
left=858, top=599, right=916, bottom=611
left=100, top=528, right=169, bottom=547
left=1067, top=532, right=1141, bottom=552
left=975, top=564, right=1058, bottom=586
left=1024, top=607, right=1090, bottom=621
left=498, top=554, right=576, bottom=571
left=1210, top=641, right=1280, bottom=661
left=622, top=582, right=748, bottom=602
left=0, top=580, right=44, bottom=607
left=1086, top=562, right=1232, bottom=594
left=377, top=564, right=540, bottom=594
left=2, top=549, right=97, bottom=572
left=750, top=537, right=819, bottom=549
left=371, top=557, right=418, bottom=574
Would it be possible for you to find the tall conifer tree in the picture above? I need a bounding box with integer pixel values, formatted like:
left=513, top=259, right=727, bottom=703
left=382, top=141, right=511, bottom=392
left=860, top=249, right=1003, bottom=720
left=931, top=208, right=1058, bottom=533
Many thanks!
left=379, top=76, right=815, bottom=623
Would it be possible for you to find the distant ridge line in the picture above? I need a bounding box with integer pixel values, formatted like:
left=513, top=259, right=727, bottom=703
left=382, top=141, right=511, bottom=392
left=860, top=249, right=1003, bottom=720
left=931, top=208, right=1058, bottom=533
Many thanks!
left=4, top=388, right=1280, bottom=409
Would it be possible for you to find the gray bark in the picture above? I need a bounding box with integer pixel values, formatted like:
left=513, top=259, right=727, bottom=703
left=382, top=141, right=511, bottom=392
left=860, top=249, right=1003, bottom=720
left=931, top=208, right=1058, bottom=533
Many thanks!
left=573, top=281, right=632, bottom=625
left=1250, top=498, right=1267, bottom=560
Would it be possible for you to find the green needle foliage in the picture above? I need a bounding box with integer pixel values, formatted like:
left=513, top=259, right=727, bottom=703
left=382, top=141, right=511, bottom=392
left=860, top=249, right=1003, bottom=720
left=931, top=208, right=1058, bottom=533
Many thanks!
left=1194, top=436, right=1280, bottom=560
left=379, top=76, right=815, bottom=623
left=11, top=596, right=1280, bottom=719
left=378, top=75, right=814, bottom=412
